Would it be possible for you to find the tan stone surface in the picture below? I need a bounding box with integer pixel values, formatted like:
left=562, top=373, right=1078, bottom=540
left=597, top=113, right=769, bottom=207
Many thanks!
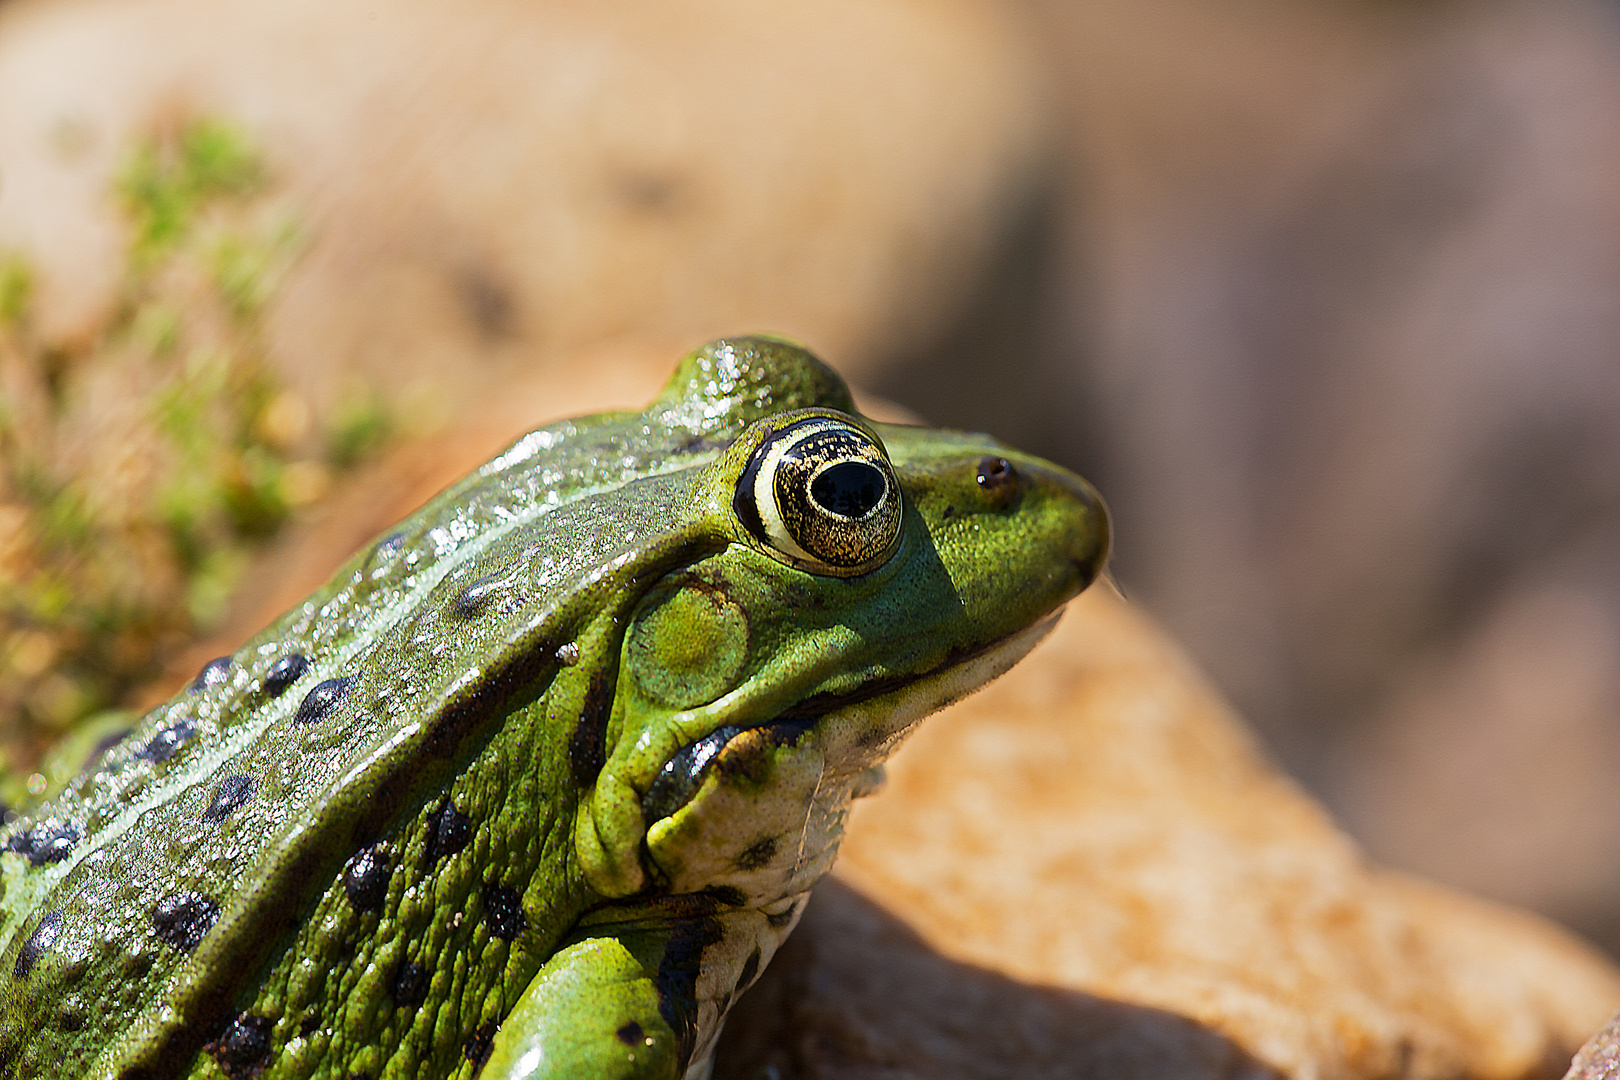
left=714, top=587, right=1620, bottom=1079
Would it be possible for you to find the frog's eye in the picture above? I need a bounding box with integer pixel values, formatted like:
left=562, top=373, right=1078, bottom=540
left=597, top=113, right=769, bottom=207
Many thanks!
left=734, top=417, right=902, bottom=576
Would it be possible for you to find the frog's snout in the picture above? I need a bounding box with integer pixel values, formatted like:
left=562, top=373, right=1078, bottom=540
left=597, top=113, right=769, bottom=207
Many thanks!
left=1007, top=453, right=1111, bottom=597
left=1061, top=469, right=1111, bottom=592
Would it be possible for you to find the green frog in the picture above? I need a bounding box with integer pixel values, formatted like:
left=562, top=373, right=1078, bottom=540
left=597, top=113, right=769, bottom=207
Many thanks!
left=0, top=337, right=1108, bottom=1079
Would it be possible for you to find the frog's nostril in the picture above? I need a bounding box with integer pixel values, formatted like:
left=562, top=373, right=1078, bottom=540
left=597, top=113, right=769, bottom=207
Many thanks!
left=975, top=456, right=1021, bottom=508
left=975, top=456, right=1016, bottom=490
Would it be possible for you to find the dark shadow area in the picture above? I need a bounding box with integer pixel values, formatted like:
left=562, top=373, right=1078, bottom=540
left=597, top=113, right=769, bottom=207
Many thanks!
left=713, top=878, right=1283, bottom=1080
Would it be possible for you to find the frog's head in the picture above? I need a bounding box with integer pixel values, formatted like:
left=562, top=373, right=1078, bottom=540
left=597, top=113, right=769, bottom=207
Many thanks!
left=569, top=337, right=1108, bottom=902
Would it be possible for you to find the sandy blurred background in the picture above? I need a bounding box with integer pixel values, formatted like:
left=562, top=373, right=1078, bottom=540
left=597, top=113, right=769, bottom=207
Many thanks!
left=3, top=0, right=1620, bottom=963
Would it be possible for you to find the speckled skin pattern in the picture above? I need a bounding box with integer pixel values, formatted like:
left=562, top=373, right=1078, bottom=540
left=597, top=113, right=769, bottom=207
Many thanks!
left=0, top=338, right=1108, bottom=1080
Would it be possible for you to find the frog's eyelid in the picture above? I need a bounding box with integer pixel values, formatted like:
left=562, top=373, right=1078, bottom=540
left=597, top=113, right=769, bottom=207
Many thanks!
left=732, top=417, right=835, bottom=553
left=751, top=431, right=821, bottom=566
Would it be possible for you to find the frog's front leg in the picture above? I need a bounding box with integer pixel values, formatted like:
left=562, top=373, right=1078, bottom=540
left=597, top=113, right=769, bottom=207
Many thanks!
left=482, top=933, right=683, bottom=1079
left=484, top=905, right=788, bottom=1080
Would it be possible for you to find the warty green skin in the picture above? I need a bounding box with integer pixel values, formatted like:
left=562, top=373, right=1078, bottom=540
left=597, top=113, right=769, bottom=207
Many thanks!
left=0, top=337, right=1109, bottom=1080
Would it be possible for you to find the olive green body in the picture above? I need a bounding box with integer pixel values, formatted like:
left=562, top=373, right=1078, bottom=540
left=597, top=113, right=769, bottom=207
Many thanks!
left=0, top=338, right=1108, bottom=1080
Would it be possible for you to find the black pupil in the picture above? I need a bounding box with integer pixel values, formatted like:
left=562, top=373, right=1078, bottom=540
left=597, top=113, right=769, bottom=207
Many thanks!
left=810, top=461, right=884, bottom=519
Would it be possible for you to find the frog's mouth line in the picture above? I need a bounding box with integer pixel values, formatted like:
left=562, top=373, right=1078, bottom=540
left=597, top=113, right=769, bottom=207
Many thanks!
left=639, top=612, right=1062, bottom=824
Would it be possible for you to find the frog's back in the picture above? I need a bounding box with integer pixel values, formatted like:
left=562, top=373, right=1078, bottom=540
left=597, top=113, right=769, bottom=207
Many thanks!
left=0, top=413, right=725, bottom=1077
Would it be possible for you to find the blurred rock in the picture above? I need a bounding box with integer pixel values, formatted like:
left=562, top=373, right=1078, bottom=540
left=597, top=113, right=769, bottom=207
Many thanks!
left=874, top=0, right=1620, bottom=949
left=1335, top=583, right=1620, bottom=946
left=717, top=588, right=1620, bottom=1079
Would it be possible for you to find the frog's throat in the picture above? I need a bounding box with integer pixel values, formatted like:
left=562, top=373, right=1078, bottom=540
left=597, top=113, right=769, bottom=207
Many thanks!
left=576, top=611, right=1063, bottom=900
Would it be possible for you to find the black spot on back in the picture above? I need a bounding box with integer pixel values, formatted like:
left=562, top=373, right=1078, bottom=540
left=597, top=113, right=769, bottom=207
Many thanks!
left=391, top=959, right=428, bottom=1008
left=8, top=822, right=79, bottom=866
left=137, top=718, right=197, bottom=763
left=616, top=1020, right=645, bottom=1046
left=203, top=775, right=257, bottom=823
left=151, top=892, right=220, bottom=952
left=343, top=847, right=390, bottom=912
left=208, top=1013, right=273, bottom=1078
left=424, top=801, right=471, bottom=865
left=568, top=670, right=613, bottom=786
left=295, top=676, right=354, bottom=725
left=264, top=654, right=309, bottom=697
left=482, top=882, right=526, bottom=941
left=14, top=910, right=63, bottom=979
left=734, top=836, right=778, bottom=871
left=190, top=655, right=232, bottom=693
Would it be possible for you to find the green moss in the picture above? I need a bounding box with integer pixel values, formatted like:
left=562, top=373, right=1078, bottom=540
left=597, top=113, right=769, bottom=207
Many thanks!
left=119, top=118, right=265, bottom=269
left=0, top=255, right=32, bottom=325
left=325, top=387, right=395, bottom=468
left=2, top=115, right=398, bottom=761
left=130, top=302, right=183, bottom=356
left=212, top=217, right=302, bottom=318
left=185, top=547, right=249, bottom=628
